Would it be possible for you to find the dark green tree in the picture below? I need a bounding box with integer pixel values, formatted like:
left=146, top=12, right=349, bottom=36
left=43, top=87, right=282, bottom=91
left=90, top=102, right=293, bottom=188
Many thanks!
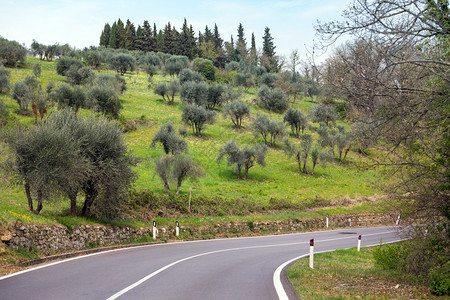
left=109, top=22, right=118, bottom=49
left=100, top=23, right=111, bottom=47
left=261, top=27, right=276, bottom=72
left=124, top=19, right=136, bottom=50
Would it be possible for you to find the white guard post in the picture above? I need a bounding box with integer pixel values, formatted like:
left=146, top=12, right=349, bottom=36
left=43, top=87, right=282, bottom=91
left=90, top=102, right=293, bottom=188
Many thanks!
left=309, top=239, right=314, bottom=269
left=176, top=221, right=180, bottom=237
left=357, top=235, right=361, bottom=252
left=326, top=213, right=329, bottom=228
left=153, top=221, right=157, bottom=240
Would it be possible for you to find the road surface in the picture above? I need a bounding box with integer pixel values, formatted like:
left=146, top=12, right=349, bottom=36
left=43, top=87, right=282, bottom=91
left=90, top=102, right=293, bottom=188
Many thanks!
left=0, top=226, right=402, bottom=300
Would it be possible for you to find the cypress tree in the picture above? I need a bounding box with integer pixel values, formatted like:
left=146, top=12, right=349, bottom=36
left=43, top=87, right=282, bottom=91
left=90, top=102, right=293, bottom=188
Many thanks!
left=262, top=27, right=276, bottom=58
left=213, top=23, right=223, bottom=49
left=236, top=23, right=247, bottom=61
left=179, top=19, right=196, bottom=59
left=142, top=21, right=155, bottom=52
left=116, top=18, right=126, bottom=48
left=100, top=23, right=111, bottom=47
left=124, top=19, right=136, bottom=50
left=250, top=32, right=257, bottom=63
left=204, top=25, right=213, bottom=43
left=135, top=25, right=143, bottom=51
left=109, top=22, right=118, bottom=49
left=262, top=27, right=276, bottom=72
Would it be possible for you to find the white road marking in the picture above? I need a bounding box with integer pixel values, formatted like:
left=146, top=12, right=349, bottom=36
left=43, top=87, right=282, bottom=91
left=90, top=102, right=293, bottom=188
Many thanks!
left=0, top=226, right=382, bottom=281
left=106, top=230, right=396, bottom=299
left=273, top=237, right=405, bottom=300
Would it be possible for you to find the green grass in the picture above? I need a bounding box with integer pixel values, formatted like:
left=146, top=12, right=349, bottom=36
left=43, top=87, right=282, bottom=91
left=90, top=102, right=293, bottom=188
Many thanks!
left=287, top=247, right=440, bottom=299
left=0, top=57, right=389, bottom=227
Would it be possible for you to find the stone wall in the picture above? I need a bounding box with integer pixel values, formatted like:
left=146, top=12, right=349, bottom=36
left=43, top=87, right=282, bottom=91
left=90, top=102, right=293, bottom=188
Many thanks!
left=2, top=224, right=152, bottom=254
left=0, top=213, right=400, bottom=254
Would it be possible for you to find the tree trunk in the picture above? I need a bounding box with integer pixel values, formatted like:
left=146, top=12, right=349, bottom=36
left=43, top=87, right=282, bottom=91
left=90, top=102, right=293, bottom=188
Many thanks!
left=82, top=181, right=98, bottom=216
left=69, top=193, right=77, bottom=217
left=164, top=181, right=170, bottom=194
left=237, top=164, right=242, bottom=180
left=25, top=182, right=33, bottom=212
left=33, top=189, right=43, bottom=214
left=176, top=179, right=182, bottom=195
left=302, top=154, right=308, bottom=173
left=312, top=162, right=317, bottom=176
left=297, top=153, right=302, bottom=173
left=343, top=145, right=351, bottom=162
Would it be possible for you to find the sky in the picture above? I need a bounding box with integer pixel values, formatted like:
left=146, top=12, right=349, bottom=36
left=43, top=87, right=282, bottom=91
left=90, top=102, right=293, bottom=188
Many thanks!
left=0, top=0, right=353, bottom=62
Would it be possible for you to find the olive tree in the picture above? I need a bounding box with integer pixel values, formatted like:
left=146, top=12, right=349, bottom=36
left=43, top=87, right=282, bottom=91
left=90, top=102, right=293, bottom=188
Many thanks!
left=154, top=154, right=204, bottom=195
left=223, top=100, right=250, bottom=129
left=0, top=37, right=27, bottom=67
left=88, top=84, right=122, bottom=118
left=3, top=111, right=90, bottom=215
left=251, top=114, right=286, bottom=146
left=11, top=76, right=39, bottom=112
left=178, top=68, right=204, bottom=85
left=151, top=122, right=188, bottom=155
left=283, top=134, right=313, bottom=173
left=180, top=81, right=208, bottom=106
left=308, top=104, right=338, bottom=126
left=181, top=104, right=215, bottom=136
left=0, top=65, right=10, bottom=93
left=56, top=57, right=84, bottom=76
left=283, top=108, right=308, bottom=137
left=51, top=83, right=86, bottom=113
left=172, top=155, right=204, bottom=195
left=108, top=53, right=136, bottom=75
left=257, top=85, right=289, bottom=113
left=217, top=140, right=268, bottom=180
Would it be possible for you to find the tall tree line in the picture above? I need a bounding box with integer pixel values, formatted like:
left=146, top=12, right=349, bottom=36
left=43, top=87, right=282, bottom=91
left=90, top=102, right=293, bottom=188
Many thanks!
left=99, top=19, right=277, bottom=70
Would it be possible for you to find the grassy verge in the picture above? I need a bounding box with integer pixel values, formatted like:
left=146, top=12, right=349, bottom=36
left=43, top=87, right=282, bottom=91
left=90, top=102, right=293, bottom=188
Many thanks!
left=287, top=246, right=441, bottom=299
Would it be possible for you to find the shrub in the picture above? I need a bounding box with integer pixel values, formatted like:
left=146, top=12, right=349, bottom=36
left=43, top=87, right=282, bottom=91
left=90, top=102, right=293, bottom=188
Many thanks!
left=0, top=37, right=27, bottom=67
left=0, top=65, right=10, bottom=93
left=178, top=68, right=204, bottom=85
left=257, top=85, right=289, bottom=113
left=373, top=242, right=410, bottom=271
left=56, top=57, right=83, bottom=76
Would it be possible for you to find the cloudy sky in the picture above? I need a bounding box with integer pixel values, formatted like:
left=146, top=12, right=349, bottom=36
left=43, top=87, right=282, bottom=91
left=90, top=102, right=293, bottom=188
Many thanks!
left=0, top=0, right=353, bottom=61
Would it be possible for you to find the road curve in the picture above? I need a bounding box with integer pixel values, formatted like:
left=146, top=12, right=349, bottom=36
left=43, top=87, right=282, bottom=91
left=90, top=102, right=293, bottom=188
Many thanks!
left=0, top=226, right=402, bottom=300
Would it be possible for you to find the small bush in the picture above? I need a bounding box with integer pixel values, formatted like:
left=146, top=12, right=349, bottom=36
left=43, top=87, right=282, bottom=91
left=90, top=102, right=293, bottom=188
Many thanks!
left=373, top=242, right=410, bottom=271
left=429, top=261, right=450, bottom=295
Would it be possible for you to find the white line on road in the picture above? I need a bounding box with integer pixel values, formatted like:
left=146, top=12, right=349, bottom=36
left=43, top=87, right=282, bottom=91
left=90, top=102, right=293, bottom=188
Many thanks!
left=107, top=231, right=395, bottom=299
left=273, top=238, right=405, bottom=300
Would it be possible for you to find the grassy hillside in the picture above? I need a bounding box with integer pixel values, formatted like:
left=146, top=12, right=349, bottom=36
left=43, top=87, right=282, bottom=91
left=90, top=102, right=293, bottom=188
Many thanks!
left=0, top=57, right=389, bottom=226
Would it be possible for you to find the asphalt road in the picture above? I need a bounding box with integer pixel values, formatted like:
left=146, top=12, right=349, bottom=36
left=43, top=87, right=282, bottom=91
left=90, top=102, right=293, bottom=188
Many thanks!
left=0, top=226, right=402, bottom=300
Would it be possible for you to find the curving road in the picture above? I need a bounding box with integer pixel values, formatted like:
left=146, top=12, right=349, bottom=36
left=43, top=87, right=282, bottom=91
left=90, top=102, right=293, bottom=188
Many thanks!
left=0, top=226, right=402, bottom=300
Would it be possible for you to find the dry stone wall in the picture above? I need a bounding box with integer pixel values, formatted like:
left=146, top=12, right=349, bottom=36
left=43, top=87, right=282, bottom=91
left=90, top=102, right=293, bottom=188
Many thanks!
left=1, top=213, right=400, bottom=254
